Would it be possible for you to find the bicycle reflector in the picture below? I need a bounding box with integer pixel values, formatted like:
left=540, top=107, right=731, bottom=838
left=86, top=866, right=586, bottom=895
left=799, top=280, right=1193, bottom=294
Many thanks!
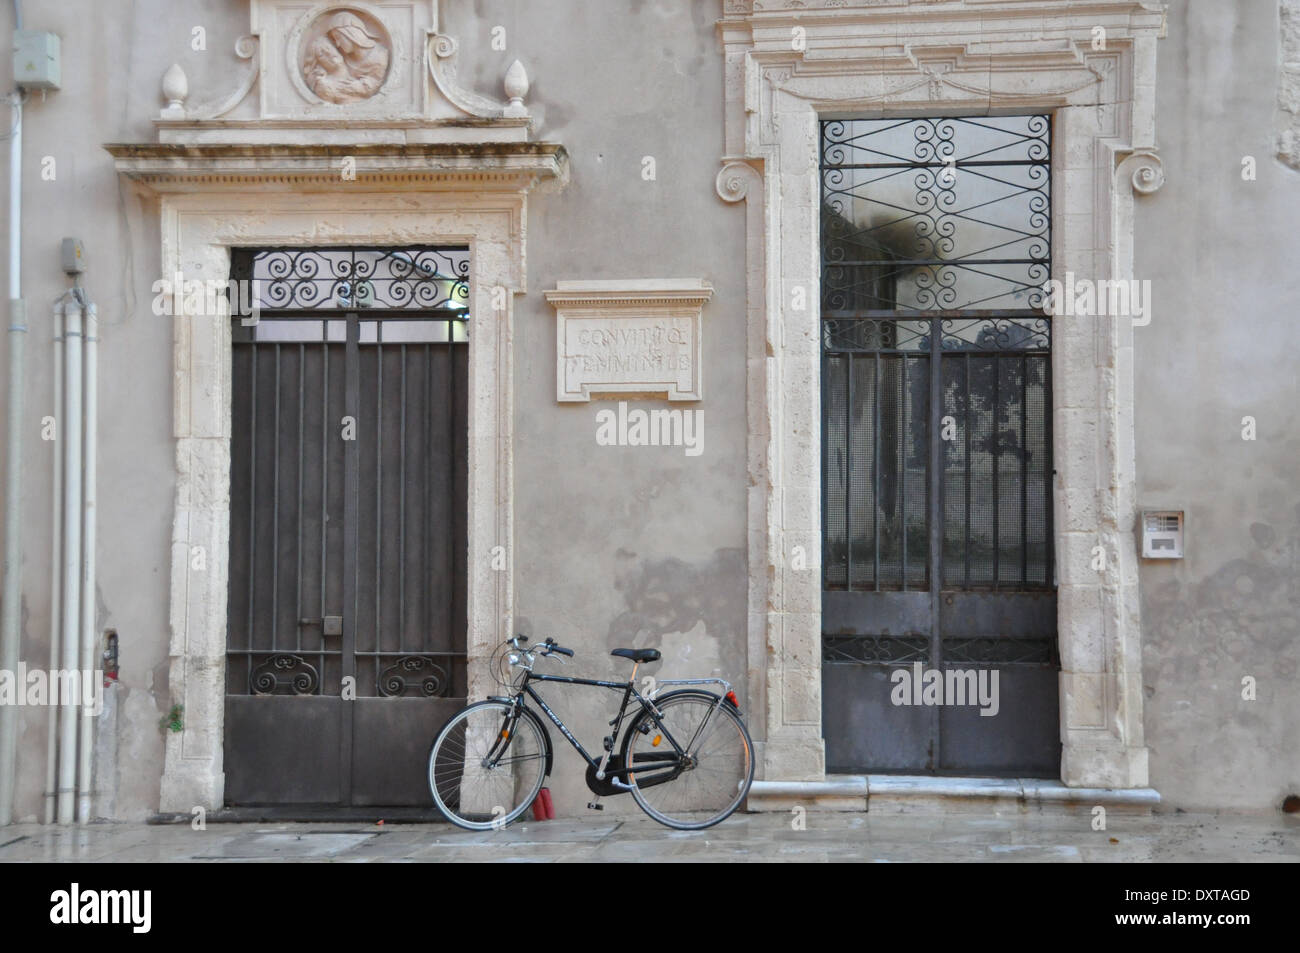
left=725, top=690, right=740, bottom=711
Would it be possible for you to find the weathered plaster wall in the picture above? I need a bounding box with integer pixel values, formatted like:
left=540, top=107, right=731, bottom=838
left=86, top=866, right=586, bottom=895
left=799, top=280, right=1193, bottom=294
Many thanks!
left=0, top=1, right=250, bottom=821
left=446, top=0, right=748, bottom=815
left=1136, top=0, right=1300, bottom=812
left=0, top=0, right=1294, bottom=822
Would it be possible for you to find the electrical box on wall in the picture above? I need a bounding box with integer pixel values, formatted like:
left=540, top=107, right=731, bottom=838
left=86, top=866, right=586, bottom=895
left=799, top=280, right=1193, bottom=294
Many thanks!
left=61, top=238, right=85, bottom=275
left=13, top=30, right=61, bottom=91
left=1141, top=510, right=1184, bottom=559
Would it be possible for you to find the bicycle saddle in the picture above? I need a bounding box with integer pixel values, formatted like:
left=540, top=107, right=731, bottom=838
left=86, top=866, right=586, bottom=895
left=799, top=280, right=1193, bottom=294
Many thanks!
left=611, top=648, right=661, bottom=663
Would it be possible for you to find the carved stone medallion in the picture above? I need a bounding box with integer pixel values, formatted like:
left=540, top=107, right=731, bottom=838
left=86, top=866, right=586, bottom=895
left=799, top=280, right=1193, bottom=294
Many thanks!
left=299, top=7, right=392, bottom=104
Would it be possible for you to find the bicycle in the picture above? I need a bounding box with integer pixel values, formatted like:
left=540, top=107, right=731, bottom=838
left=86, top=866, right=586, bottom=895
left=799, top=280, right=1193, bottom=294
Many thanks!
left=427, top=635, right=755, bottom=831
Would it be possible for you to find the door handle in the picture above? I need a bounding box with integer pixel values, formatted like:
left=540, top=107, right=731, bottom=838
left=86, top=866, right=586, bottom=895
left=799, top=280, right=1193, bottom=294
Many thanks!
left=299, top=615, right=343, bottom=636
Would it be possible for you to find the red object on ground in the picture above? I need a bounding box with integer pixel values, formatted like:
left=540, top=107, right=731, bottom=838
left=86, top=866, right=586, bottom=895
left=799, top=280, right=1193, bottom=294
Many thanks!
left=532, top=787, right=554, bottom=820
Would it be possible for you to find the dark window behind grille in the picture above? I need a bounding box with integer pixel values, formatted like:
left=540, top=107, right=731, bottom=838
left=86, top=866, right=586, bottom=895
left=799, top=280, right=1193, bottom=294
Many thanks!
left=821, top=116, right=1050, bottom=314
left=941, top=348, right=1052, bottom=589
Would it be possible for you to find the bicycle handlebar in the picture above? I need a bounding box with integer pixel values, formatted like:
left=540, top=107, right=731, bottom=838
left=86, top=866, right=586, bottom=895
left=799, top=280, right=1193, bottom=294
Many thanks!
left=510, top=634, right=575, bottom=658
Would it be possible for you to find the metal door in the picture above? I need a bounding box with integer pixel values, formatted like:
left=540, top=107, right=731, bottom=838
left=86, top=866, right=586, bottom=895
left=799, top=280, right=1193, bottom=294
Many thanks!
left=223, top=247, right=468, bottom=807
left=819, top=118, right=1061, bottom=776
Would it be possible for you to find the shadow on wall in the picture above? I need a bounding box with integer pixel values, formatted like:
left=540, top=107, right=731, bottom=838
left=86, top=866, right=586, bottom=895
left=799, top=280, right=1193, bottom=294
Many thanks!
left=606, top=548, right=746, bottom=680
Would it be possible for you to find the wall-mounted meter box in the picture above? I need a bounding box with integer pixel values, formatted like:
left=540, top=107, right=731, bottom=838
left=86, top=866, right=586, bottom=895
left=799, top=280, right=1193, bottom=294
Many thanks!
left=14, top=30, right=61, bottom=91
left=1141, top=510, right=1184, bottom=558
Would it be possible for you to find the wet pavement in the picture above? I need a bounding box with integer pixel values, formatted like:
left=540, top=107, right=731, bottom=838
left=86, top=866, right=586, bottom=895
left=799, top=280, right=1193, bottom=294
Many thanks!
left=2, top=810, right=1297, bottom=862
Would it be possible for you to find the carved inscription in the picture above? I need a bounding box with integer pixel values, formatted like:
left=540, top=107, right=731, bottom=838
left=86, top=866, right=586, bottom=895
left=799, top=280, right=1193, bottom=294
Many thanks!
left=547, top=280, right=711, bottom=402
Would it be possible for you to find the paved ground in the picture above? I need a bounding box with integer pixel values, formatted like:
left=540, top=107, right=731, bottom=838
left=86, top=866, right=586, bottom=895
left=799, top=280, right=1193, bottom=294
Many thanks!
left=2, top=810, right=1297, bottom=862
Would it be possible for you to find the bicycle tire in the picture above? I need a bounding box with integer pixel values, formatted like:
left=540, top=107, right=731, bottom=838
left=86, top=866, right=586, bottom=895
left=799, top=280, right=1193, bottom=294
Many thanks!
left=427, top=699, right=549, bottom=831
left=621, top=690, right=755, bottom=830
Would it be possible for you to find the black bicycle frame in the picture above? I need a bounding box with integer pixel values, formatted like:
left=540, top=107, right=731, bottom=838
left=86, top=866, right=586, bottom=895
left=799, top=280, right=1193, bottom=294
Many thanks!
left=498, top=671, right=689, bottom=783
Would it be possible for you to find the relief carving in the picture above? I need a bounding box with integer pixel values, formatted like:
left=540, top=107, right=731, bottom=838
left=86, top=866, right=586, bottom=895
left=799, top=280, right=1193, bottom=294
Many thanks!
left=300, top=9, right=391, bottom=104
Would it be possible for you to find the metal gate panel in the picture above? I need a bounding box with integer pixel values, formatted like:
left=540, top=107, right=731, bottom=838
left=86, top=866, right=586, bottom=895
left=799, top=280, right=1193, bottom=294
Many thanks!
left=820, top=117, right=1060, bottom=776
left=224, top=247, right=468, bottom=808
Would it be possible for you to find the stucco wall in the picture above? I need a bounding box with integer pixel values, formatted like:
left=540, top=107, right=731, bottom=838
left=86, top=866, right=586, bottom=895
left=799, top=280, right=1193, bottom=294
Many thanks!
left=445, top=0, right=749, bottom=815
left=0, top=0, right=1294, bottom=822
left=1135, top=0, right=1300, bottom=812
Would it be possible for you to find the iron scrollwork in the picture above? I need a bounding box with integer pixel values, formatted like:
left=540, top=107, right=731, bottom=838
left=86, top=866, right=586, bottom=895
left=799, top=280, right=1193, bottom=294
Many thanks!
left=250, top=654, right=319, bottom=695
left=821, top=116, right=1051, bottom=313
left=379, top=656, right=449, bottom=697
left=235, top=246, right=470, bottom=313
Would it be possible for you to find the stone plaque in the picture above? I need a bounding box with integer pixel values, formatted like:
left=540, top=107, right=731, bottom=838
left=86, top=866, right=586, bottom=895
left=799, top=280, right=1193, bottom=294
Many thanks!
left=545, top=280, right=712, bottom=402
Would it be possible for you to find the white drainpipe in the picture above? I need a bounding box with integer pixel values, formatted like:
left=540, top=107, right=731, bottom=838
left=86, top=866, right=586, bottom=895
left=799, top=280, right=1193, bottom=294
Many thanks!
left=56, top=298, right=82, bottom=825
left=75, top=301, right=96, bottom=824
left=43, top=301, right=63, bottom=824
left=0, top=49, right=23, bottom=826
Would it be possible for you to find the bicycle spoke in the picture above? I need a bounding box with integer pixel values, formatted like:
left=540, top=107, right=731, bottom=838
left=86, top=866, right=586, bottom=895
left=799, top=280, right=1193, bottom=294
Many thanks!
left=429, top=701, right=547, bottom=831
left=626, top=695, right=753, bottom=830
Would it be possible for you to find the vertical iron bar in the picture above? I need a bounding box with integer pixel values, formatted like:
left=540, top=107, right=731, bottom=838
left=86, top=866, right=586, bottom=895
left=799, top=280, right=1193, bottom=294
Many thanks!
left=901, top=354, right=908, bottom=591
left=1045, top=347, right=1055, bottom=587
left=423, top=342, right=432, bottom=660
left=295, top=343, right=304, bottom=652
left=964, top=352, right=971, bottom=588
left=320, top=338, right=328, bottom=687
left=271, top=345, right=280, bottom=651
left=398, top=343, right=406, bottom=655
left=845, top=352, right=853, bottom=590
left=992, top=352, right=1000, bottom=591
left=927, top=317, right=943, bottom=770
left=447, top=317, right=455, bottom=661
left=1022, top=353, right=1029, bottom=587
left=821, top=344, right=828, bottom=593
left=375, top=335, right=383, bottom=694
left=340, top=313, right=360, bottom=805
left=247, top=347, right=257, bottom=661
left=873, top=351, right=881, bottom=591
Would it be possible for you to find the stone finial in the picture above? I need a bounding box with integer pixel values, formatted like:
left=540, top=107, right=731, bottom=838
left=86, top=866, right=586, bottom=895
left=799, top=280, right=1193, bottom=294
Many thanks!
left=161, top=63, right=188, bottom=119
left=502, top=60, right=529, bottom=118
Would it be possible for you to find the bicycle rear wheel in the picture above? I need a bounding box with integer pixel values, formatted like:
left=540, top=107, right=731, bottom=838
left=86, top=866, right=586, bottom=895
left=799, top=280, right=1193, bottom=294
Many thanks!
left=428, top=700, right=548, bottom=831
left=623, top=692, right=754, bottom=830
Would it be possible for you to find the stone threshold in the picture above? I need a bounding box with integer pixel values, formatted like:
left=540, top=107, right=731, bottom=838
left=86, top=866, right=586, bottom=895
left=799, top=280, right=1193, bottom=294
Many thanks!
left=748, top=775, right=1161, bottom=814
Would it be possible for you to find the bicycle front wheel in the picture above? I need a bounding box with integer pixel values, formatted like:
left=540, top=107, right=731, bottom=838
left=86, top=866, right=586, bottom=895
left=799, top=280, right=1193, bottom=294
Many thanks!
left=428, top=700, right=548, bottom=831
left=623, top=693, right=754, bottom=830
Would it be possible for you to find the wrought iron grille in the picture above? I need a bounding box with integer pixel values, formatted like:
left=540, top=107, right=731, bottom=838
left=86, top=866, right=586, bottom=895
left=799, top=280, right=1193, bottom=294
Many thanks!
left=822, top=315, right=1052, bottom=593
left=230, top=246, right=470, bottom=313
left=821, top=116, right=1050, bottom=313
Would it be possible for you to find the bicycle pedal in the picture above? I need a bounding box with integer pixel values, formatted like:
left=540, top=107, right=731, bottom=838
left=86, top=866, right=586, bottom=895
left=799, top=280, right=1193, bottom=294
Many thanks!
left=586, top=802, right=604, bottom=811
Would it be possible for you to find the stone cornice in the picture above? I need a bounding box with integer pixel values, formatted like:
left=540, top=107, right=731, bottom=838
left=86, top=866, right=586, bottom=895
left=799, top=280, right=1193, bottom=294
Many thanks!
left=543, top=279, right=715, bottom=310
left=105, top=141, right=568, bottom=194
left=724, top=0, right=1164, bottom=21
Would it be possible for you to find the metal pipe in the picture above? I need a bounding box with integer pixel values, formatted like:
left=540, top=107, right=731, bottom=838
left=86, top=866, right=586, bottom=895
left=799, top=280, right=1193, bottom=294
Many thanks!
left=0, top=24, right=24, bottom=824
left=42, top=301, right=63, bottom=824
left=76, top=301, right=96, bottom=823
left=56, top=300, right=82, bottom=825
